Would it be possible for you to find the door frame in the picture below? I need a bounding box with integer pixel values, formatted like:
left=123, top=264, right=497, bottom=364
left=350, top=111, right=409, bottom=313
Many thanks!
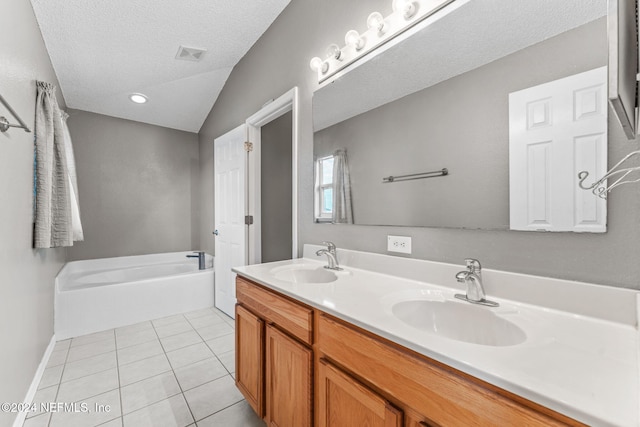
left=245, top=87, right=299, bottom=264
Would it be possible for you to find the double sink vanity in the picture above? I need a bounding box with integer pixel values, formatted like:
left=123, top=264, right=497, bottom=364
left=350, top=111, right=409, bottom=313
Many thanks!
left=232, top=244, right=639, bottom=426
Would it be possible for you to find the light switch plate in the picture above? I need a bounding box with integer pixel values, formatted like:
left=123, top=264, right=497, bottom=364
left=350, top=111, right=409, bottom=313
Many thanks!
left=387, top=235, right=412, bottom=254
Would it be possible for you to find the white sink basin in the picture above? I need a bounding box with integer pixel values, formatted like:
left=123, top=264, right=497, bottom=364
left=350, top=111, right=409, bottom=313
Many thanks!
left=391, top=299, right=526, bottom=347
left=271, top=264, right=338, bottom=284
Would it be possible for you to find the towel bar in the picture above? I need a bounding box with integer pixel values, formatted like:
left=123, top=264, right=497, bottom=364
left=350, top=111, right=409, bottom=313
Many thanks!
left=0, top=93, right=31, bottom=133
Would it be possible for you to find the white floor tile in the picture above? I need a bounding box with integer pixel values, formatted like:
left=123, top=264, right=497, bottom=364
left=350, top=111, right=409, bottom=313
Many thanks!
left=160, top=331, right=202, bottom=353
left=25, top=385, right=58, bottom=419
left=116, top=329, right=158, bottom=349
left=166, top=343, right=213, bottom=370
left=121, top=372, right=181, bottom=414
left=152, top=314, right=187, bottom=328
left=49, top=389, right=121, bottom=427
left=117, top=340, right=164, bottom=366
left=62, top=352, right=117, bottom=383
left=196, top=400, right=264, bottom=427
left=53, top=339, right=71, bottom=352
left=98, top=417, right=123, bottom=427
left=115, top=321, right=153, bottom=336
left=57, top=368, right=119, bottom=403
left=67, top=339, right=116, bottom=363
left=119, top=354, right=171, bottom=386
left=187, top=314, right=225, bottom=330
left=173, top=358, right=227, bottom=392
left=155, top=320, right=194, bottom=339
left=217, top=351, right=235, bottom=374
left=123, top=394, right=193, bottom=427
left=205, top=334, right=235, bottom=355
left=22, top=412, right=51, bottom=427
left=47, top=349, right=69, bottom=368
left=71, top=330, right=114, bottom=348
left=31, top=309, right=253, bottom=426
left=183, top=375, right=243, bottom=421
left=184, top=308, right=216, bottom=320
left=195, top=322, right=233, bottom=341
left=38, top=365, right=63, bottom=389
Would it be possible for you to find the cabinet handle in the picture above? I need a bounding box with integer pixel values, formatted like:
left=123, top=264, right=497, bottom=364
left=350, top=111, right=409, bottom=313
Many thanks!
left=419, top=422, right=432, bottom=427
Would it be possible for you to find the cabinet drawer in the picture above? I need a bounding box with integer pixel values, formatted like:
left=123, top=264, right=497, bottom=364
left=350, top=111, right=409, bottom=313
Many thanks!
left=318, top=314, right=582, bottom=427
left=236, top=277, right=313, bottom=345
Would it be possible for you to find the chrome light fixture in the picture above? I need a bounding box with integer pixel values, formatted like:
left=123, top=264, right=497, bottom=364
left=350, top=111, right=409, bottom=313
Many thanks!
left=309, top=0, right=461, bottom=84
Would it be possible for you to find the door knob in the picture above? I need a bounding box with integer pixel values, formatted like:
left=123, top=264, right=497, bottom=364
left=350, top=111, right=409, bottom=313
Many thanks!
left=213, top=230, right=219, bottom=235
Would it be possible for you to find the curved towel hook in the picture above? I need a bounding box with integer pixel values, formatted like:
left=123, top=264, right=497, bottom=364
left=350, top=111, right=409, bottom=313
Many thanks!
left=577, top=150, right=640, bottom=199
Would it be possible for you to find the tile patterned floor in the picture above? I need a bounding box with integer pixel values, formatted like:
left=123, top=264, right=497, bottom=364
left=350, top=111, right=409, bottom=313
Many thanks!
left=23, top=307, right=265, bottom=427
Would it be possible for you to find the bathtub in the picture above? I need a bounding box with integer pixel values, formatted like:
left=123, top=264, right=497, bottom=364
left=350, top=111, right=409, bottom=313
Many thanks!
left=55, top=252, right=214, bottom=339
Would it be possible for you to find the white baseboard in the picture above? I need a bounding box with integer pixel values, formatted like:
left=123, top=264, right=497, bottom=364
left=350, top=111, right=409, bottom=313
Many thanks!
left=12, top=335, right=56, bottom=427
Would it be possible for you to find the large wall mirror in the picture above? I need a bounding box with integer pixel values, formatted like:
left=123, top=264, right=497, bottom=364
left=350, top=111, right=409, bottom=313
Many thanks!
left=312, top=0, right=608, bottom=230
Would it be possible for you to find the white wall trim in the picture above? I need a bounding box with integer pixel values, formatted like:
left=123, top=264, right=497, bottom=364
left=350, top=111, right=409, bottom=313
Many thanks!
left=246, top=87, right=300, bottom=263
left=12, top=335, right=56, bottom=427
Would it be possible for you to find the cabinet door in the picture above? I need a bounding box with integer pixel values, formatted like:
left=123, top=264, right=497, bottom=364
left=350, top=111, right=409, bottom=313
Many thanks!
left=265, top=324, right=312, bottom=427
left=235, top=304, right=264, bottom=417
left=318, top=359, right=403, bottom=427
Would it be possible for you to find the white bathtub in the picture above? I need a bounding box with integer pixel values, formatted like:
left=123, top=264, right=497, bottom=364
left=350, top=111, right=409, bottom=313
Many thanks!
left=55, top=252, right=214, bottom=339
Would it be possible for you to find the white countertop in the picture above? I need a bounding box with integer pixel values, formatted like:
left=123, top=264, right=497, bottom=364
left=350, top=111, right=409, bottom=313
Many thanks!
left=233, top=245, right=639, bottom=427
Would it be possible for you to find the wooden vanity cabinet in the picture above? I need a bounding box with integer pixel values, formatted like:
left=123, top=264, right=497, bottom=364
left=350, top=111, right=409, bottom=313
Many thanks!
left=266, top=324, right=313, bottom=426
left=317, top=313, right=584, bottom=427
left=317, top=359, right=402, bottom=427
left=235, top=277, right=313, bottom=427
left=235, top=304, right=264, bottom=417
left=236, top=276, right=585, bottom=427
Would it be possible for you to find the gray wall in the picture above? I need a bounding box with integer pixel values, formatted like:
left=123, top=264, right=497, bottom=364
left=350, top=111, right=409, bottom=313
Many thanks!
left=198, top=2, right=640, bottom=290
left=261, top=112, right=293, bottom=262
left=66, top=110, right=199, bottom=260
left=0, top=1, right=67, bottom=425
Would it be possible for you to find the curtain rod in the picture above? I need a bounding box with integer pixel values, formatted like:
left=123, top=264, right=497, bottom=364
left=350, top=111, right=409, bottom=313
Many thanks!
left=0, top=93, right=31, bottom=133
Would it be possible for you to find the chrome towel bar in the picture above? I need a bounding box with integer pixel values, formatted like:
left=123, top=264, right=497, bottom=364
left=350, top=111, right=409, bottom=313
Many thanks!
left=382, top=168, right=448, bottom=183
left=0, top=93, right=31, bottom=133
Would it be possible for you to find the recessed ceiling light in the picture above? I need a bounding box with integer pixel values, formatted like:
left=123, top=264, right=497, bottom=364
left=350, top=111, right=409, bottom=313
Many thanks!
left=129, top=93, right=148, bottom=104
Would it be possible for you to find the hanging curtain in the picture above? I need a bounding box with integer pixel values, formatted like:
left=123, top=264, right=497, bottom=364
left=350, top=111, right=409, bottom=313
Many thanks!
left=33, top=81, right=78, bottom=248
left=332, top=149, right=354, bottom=224
left=61, top=111, right=84, bottom=241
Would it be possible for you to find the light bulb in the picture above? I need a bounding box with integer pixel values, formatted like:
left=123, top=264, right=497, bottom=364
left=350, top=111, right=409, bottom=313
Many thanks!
left=309, top=57, right=328, bottom=74
left=325, top=44, right=343, bottom=61
left=392, top=0, right=417, bottom=19
left=345, top=30, right=365, bottom=51
left=367, top=12, right=386, bottom=34
left=129, top=93, right=148, bottom=104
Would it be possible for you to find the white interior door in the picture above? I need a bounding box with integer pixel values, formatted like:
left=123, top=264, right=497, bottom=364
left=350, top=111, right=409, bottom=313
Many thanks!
left=214, top=124, right=247, bottom=318
left=509, top=66, right=607, bottom=233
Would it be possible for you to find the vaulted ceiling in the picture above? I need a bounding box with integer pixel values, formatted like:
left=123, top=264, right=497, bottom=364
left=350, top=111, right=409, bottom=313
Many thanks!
left=31, top=0, right=291, bottom=132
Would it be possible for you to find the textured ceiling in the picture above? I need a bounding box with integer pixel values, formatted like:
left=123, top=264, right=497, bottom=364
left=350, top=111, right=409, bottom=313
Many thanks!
left=30, top=0, right=290, bottom=132
left=313, top=0, right=607, bottom=131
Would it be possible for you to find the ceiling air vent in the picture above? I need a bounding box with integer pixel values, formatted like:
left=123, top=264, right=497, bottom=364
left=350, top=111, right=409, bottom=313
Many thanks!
left=175, top=46, right=207, bottom=61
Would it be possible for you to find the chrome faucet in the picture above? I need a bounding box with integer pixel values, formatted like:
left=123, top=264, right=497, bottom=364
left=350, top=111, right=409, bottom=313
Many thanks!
left=454, top=259, right=498, bottom=307
left=316, top=241, right=343, bottom=271
left=186, top=251, right=206, bottom=270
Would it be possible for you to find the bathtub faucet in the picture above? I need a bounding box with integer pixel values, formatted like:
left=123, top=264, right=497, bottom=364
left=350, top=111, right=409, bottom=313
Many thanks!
left=186, top=251, right=206, bottom=270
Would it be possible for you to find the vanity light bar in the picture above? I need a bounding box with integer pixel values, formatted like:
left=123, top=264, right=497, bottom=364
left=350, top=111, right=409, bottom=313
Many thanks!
left=310, top=0, right=458, bottom=84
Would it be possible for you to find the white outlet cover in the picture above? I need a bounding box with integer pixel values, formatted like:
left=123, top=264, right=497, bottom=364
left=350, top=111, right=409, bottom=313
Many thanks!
left=387, top=235, right=412, bottom=254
